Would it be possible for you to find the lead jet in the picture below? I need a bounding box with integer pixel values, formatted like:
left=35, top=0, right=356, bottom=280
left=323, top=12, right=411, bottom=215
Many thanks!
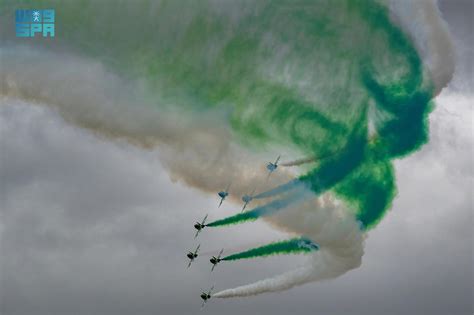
left=186, top=244, right=200, bottom=268
left=241, top=187, right=257, bottom=212
left=210, top=249, right=224, bottom=272
left=200, top=285, right=214, bottom=308
left=217, top=184, right=230, bottom=208
left=194, top=214, right=208, bottom=239
left=266, top=155, right=281, bottom=178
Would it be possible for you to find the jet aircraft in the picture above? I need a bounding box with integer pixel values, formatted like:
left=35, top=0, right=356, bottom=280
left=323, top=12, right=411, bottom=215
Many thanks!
left=186, top=244, right=200, bottom=268
left=266, top=155, right=281, bottom=177
left=217, top=184, right=230, bottom=208
left=194, top=214, right=208, bottom=238
left=200, top=285, right=214, bottom=308
left=241, top=187, right=257, bottom=212
left=210, top=249, right=224, bottom=272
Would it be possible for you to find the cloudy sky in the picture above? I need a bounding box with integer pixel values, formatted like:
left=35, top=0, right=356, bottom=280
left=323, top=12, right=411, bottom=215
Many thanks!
left=1, top=1, right=472, bottom=315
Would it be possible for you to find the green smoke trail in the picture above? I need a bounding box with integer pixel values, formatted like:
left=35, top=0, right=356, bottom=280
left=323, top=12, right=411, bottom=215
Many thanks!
left=208, top=112, right=368, bottom=228
left=253, top=179, right=303, bottom=199
left=222, top=237, right=319, bottom=261
left=1, top=0, right=436, bottom=230
left=207, top=193, right=305, bottom=227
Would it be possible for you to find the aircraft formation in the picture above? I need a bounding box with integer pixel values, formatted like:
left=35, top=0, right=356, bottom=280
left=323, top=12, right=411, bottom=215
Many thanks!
left=186, top=155, right=281, bottom=308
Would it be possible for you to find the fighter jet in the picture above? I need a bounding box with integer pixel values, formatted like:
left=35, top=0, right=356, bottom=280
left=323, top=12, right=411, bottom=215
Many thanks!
left=217, top=184, right=230, bottom=208
left=266, top=155, right=281, bottom=177
left=200, top=285, right=214, bottom=308
left=210, top=249, right=224, bottom=272
left=241, top=188, right=256, bottom=212
left=194, top=214, right=208, bottom=239
left=298, top=239, right=320, bottom=251
left=186, top=244, right=200, bottom=268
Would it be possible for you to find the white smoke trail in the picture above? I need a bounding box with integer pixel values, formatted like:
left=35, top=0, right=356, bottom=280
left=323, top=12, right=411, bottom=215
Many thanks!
left=281, top=157, right=317, bottom=167
left=214, top=193, right=365, bottom=298
left=0, top=46, right=295, bottom=203
left=280, top=151, right=337, bottom=167
left=214, top=248, right=362, bottom=298
left=214, top=249, right=352, bottom=298
left=389, top=0, right=455, bottom=95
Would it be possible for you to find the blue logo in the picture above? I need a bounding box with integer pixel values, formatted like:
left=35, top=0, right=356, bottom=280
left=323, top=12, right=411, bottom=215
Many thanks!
left=16, top=9, right=55, bottom=38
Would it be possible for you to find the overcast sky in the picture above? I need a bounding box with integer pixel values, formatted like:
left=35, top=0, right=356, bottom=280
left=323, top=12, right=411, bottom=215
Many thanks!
left=1, top=1, right=472, bottom=315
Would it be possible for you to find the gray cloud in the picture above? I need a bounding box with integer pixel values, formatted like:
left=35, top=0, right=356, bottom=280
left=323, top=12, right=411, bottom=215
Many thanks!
left=1, top=90, right=471, bottom=315
left=1, top=2, right=473, bottom=315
